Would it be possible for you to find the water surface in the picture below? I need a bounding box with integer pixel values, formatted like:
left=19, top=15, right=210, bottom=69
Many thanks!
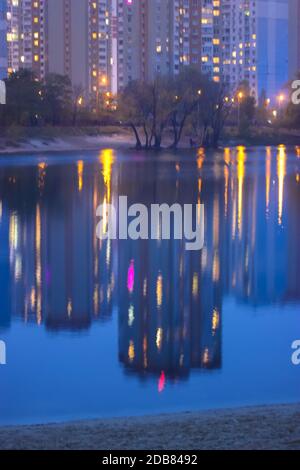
left=0, top=146, right=299, bottom=425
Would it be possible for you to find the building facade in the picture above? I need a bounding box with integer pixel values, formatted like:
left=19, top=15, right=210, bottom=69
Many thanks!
left=288, top=0, right=300, bottom=80
left=201, top=0, right=258, bottom=98
left=0, top=0, right=7, bottom=79
left=4, top=0, right=265, bottom=102
left=257, top=0, right=288, bottom=102
left=113, top=0, right=202, bottom=92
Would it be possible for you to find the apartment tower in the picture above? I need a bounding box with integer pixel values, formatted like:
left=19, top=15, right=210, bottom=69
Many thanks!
left=201, top=0, right=257, bottom=98
left=288, top=0, right=300, bottom=80
left=0, top=0, right=7, bottom=79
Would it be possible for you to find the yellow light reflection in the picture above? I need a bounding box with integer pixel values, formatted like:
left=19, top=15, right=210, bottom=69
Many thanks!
left=77, top=160, right=84, bottom=192
left=100, top=149, right=115, bottom=202
left=224, top=147, right=231, bottom=165
left=128, top=341, right=135, bottom=363
left=197, top=148, right=205, bottom=169
left=9, top=212, right=18, bottom=250
left=156, top=274, right=163, bottom=308
left=277, top=145, right=286, bottom=225
left=237, top=146, right=246, bottom=238
left=35, top=204, right=42, bottom=325
left=265, top=147, right=271, bottom=214
left=212, top=308, right=220, bottom=335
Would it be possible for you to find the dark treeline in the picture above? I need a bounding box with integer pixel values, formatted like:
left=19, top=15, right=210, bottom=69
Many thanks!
left=0, top=69, right=115, bottom=128
left=2, top=66, right=298, bottom=149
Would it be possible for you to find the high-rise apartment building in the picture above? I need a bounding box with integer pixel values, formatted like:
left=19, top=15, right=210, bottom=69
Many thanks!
left=289, top=0, right=300, bottom=80
left=257, top=0, right=288, bottom=102
left=0, top=0, right=7, bottom=79
left=6, top=0, right=202, bottom=98
left=113, top=0, right=202, bottom=91
left=5, top=0, right=262, bottom=102
left=201, top=0, right=257, bottom=98
left=6, top=0, right=47, bottom=78
left=6, top=0, right=112, bottom=105
left=47, top=0, right=112, bottom=109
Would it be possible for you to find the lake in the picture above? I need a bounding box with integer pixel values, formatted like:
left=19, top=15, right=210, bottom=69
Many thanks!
left=0, top=146, right=299, bottom=425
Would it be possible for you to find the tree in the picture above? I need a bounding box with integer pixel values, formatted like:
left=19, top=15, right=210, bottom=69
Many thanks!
left=42, top=74, right=72, bottom=126
left=3, top=69, right=42, bottom=126
left=190, top=79, right=233, bottom=147
left=168, top=68, right=206, bottom=148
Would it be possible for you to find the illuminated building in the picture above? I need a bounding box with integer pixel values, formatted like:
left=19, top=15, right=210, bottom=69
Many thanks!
left=114, top=0, right=202, bottom=91
left=288, top=0, right=300, bottom=79
left=201, top=0, right=258, bottom=98
left=6, top=0, right=113, bottom=105
left=6, top=0, right=47, bottom=79
left=0, top=0, right=7, bottom=79
left=257, top=0, right=288, bottom=102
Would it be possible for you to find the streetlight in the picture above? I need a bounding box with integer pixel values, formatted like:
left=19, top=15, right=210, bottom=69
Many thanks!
left=277, top=94, right=285, bottom=118
left=237, top=92, right=244, bottom=128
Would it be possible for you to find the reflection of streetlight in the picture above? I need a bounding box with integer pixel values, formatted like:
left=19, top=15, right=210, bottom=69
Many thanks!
left=78, top=96, right=83, bottom=106
left=272, top=110, right=278, bottom=119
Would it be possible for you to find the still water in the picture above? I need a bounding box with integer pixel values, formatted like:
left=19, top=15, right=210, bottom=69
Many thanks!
left=0, top=146, right=299, bottom=425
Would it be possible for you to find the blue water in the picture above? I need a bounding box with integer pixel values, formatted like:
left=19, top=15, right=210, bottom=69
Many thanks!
left=0, top=146, right=299, bottom=425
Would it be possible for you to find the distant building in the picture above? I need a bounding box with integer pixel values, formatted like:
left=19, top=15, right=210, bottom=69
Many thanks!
left=201, top=0, right=258, bottom=98
left=112, top=0, right=202, bottom=92
left=0, top=0, right=7, bottom=79
left=288, top=0, right=300, bottom=80
left=257, top=0, right=288, bottom=103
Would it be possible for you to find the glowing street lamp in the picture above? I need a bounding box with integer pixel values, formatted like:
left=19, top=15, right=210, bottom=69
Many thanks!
left=237, top=92, right=244, bottom=128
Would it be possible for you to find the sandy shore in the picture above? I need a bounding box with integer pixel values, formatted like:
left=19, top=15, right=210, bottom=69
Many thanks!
left=0, top=404, right=300, bottom=450
left=0, top=133, right=136, bottom=155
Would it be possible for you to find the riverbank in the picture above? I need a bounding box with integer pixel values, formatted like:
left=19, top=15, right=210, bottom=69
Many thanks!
left=1, top=125, right=300, bottom=155
left=0, top=404, right=300, bottom=450
left=0, top=127, right=135, bottom=155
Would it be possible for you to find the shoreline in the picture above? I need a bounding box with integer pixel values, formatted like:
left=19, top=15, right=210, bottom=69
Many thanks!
left=1, top=403, right=300, bottom=450
left=1, top=131, right=300, bottom=156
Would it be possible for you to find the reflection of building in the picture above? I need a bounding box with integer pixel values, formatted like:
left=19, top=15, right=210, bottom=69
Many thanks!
left=0, top=201, right=11, bottom=329
left=117, top=160, right=222, bottom=382
left=0, top=152, right=117, bottom=331
left=0, top=145, right=299, bottom=382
